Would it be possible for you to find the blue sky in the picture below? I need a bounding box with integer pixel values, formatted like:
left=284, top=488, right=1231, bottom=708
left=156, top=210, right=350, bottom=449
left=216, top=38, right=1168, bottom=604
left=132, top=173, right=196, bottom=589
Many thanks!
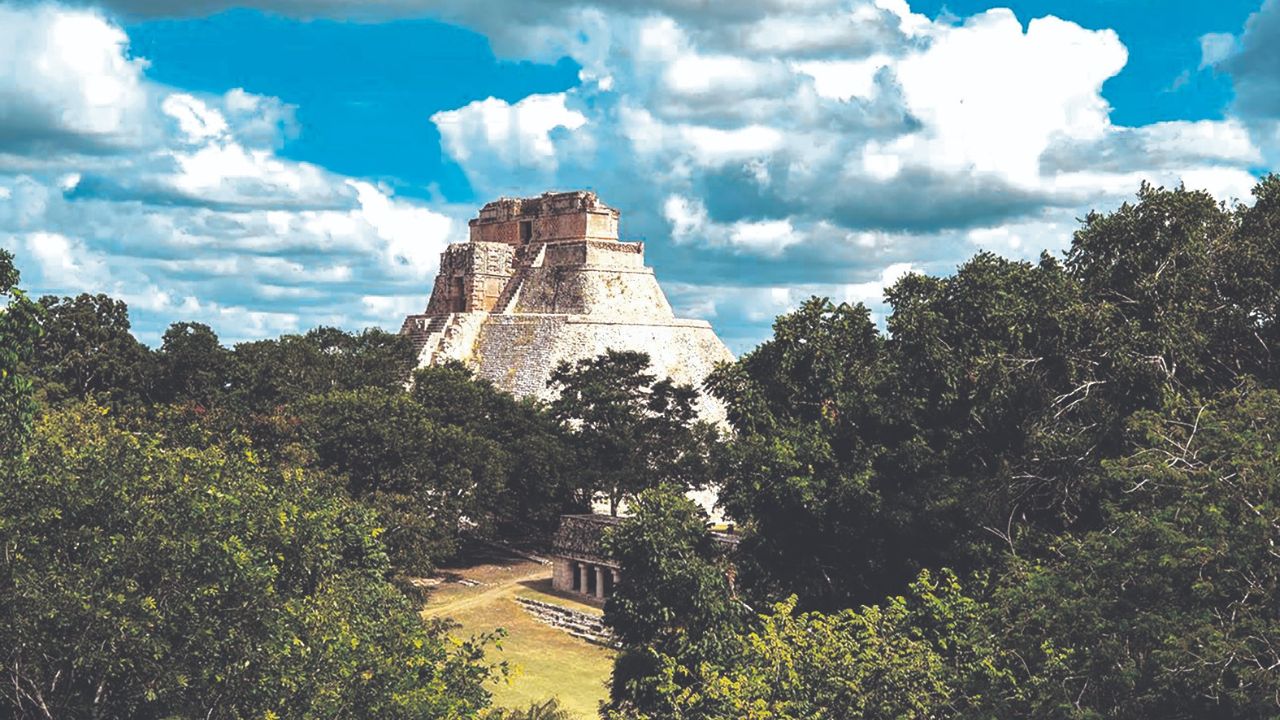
left=127, top=11, right=581, bottom=201
left=2, top=0, right=1279, bottom=352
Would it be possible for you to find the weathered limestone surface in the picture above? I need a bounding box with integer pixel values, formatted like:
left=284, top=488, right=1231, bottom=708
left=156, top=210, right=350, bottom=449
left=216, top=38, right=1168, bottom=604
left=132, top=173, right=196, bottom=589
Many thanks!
left=472, top=316, right=730, bottom=417
left=400, top=190, right=734, bottom=424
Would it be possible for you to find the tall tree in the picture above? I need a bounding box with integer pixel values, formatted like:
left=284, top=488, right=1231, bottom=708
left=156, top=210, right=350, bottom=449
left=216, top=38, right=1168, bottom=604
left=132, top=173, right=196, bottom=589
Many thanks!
left=157, top=321, right=232, bottom=406
left=602, top=487, right=744, bottom=715
left=549, top=350, right=713, bottom=514
left=411, top=362, right=581, bottom=536
left=29, top=293, right=155, bottom=407
left=706, top=297, right=893, bottom=607
left=0, top=250, right=40, bottom=456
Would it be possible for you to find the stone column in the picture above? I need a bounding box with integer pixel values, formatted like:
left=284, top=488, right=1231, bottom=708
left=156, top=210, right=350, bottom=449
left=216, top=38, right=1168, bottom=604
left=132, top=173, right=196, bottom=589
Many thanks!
left=553, top=558, right=569, bottom=593
left=593, top=565, right=605, bottom=599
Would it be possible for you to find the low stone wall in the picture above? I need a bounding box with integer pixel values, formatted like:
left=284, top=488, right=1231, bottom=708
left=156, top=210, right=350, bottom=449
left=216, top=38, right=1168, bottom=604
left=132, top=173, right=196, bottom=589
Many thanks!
left=514, top=596, right=619, bottom=648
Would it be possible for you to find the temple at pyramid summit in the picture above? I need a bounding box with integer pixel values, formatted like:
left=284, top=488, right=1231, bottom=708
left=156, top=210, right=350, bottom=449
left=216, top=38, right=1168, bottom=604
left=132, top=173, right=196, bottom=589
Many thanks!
left=399, top=190, right=734, bottom=422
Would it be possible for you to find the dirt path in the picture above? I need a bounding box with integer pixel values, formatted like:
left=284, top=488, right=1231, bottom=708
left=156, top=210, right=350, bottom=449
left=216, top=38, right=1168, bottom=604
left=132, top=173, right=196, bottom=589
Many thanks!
left=425, top=562, right=550, bottom=617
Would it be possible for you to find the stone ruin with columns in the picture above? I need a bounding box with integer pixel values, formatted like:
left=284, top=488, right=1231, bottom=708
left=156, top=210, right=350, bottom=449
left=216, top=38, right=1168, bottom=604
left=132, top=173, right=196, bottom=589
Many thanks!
left=550, top=514, right=624, bottom=602
left=548, top=513, right=740, bottom=604
left=398, top=190, right=734, bottom=424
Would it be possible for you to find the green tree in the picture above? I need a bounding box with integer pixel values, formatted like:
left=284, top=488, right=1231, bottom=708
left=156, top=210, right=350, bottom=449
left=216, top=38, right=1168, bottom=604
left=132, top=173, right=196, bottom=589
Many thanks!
left=156, top=321, right=233, bottom=406
left=550, top=350, right=713, bottom=515
left=602, top=487, right=744, bottom=714
left=0, top=402, right=501, bottom=719
left=228, top=326, right=414, bottom=414
left=606, top=571, right=1016, bottom=720
left=29, top=293, right=155, bottom=407
left=994, top=382, right=1280, bottom=719
left=411, top=362, right=581, bottom=536
left=0, top=250, right=40, bottom=456
left=1067, top=182, right=1255, bottom=392
left=294, top=387, right=506, bottom=575
left=706, top=297, right=893, bottom=607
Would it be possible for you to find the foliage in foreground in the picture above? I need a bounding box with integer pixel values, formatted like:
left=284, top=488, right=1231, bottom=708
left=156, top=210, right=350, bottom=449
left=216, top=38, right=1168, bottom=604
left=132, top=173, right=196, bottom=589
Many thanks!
left=601, top=489, right=744, bottom=713
left=1, top=403, right=502, bottom=719
left=615, top=574, right=1012, bottom=720
left=993, top=382, right=1280, bottom=717
left=613, top=178, right=1280, bottom=718
left=1, top=254, right=504, bottom=718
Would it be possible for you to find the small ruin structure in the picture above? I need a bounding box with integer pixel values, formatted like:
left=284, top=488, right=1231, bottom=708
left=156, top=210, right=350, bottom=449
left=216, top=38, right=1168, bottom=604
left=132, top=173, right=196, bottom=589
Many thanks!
left=549, top=514, right=623, bottom=602
left=548, top=513, right=741, bottom=603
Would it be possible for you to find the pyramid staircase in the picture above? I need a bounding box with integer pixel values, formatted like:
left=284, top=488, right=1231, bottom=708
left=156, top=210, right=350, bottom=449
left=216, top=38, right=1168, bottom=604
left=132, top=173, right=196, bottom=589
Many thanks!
left=491, top=243, right=546, bottom=315
left=399, top=314, right=449, bottom=366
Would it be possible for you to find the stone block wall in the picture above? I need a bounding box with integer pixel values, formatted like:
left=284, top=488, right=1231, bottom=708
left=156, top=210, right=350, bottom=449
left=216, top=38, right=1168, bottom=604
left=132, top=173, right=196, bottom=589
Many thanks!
left=433, top=312, right=486, bottom=362
left=512, top=266, right=673, bottom=319
left=542, top=240, right=644, bottom=270
left=468, top=219, right=523, bottom=246
left=513, top=597, right=617, bottom=647
left=552, top=556, right=576, bottom=592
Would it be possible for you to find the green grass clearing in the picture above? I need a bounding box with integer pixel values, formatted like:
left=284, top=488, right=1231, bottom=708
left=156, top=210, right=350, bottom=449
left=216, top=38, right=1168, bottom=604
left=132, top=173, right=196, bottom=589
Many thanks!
left=424, top=552, right=613, bottom=719
left=513, top=577, right=604, bottom=616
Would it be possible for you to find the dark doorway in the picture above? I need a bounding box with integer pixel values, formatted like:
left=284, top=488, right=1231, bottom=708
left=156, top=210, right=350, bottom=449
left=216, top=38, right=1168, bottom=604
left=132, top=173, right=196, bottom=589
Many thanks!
left=450, top=277, right=465, bottom=312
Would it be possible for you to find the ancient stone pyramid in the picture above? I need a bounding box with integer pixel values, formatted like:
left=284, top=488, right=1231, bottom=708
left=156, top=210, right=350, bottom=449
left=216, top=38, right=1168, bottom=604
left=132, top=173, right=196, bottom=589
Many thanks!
left=400, top=191, right=734, bottom=422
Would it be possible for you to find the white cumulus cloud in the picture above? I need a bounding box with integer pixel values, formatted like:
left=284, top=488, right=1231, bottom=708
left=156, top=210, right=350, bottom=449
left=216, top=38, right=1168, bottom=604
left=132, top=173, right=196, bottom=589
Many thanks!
left=883, top=10, right=1126, bottom=186
left=432, top=93, right=587, bottom=173
left=8, top=0, right=1275, bottom=352
left=0, top=4, right=152, bottom=157
left=0, top=3, right=461, bottom=345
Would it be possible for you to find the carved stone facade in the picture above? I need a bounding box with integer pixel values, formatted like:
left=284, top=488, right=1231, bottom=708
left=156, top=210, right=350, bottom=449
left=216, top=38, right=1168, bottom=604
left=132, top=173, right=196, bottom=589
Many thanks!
left=424, top=242, right=515, bottom=314
left=399, top=190, right=735, bottom=424
left=468, top=190, right=620, bottom=246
